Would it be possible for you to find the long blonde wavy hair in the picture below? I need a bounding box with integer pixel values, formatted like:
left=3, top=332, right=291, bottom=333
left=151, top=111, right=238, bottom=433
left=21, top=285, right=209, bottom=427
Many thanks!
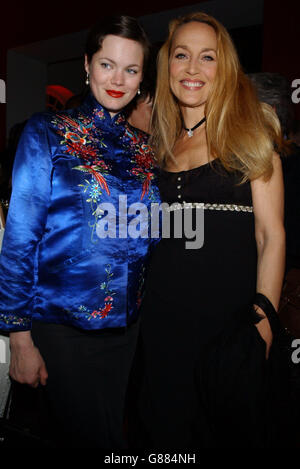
left=150, top=12, right=285, bottom=182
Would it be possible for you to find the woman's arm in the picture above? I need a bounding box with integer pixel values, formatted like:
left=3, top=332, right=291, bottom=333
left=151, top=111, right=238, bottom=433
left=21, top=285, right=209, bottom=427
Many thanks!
left=10, top=331, right=48, bottom=387
left=0, top=114, right=52, bottom=384
left=0, top=113, right=52, bottom=332
left=250, top=152, right=286, bottom=357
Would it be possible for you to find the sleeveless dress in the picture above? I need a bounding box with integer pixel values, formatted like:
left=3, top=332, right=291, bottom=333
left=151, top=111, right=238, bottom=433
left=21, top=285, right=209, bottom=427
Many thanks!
left=135, top=158, right=289, bottom=449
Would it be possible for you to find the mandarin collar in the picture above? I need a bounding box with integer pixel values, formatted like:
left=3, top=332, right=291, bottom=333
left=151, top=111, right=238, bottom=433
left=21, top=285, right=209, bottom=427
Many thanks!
left=80, top=92, right=126, bottom=129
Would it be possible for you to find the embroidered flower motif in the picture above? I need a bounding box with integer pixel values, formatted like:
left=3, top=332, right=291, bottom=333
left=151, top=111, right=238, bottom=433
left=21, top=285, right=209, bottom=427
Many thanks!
left=0, top=313, right=31, bottom=327
left=79, top=175, right=110, bottom=241
left=53, top=114, right=107, bottom=161
left=88, top=182, right=102, bottom=202
left=91, top=302, right=112, bottom=319
left=75, top=164, right=110, bottom=195
left=76, top=265, right=116, bottom=321
left=114, top=113, right=126, bottom=126
left=93, top=108, right=105, bottom=120
left=124, top=125, right=157, bottom=201
left=67, top=141, right=98, bottom=159
left=52, top=112, right=111, bottom=242
left=104, top=296, right=114, bottom=302
left=65, top=131, right=86, bottom=144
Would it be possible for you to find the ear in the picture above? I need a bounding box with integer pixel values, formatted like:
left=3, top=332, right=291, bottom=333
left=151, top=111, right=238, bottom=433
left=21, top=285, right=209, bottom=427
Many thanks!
left=84, top=54, right=90, bottom=74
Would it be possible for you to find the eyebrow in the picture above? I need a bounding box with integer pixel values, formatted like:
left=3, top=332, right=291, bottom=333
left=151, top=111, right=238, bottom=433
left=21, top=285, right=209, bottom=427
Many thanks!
left=98, top=57, right=141, bottom=67
left=174, top=46, right=216, bottom=53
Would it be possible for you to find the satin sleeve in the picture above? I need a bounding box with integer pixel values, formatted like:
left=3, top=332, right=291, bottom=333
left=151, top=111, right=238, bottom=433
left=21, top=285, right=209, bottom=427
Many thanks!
left=0, top=114, right=52, bottom=331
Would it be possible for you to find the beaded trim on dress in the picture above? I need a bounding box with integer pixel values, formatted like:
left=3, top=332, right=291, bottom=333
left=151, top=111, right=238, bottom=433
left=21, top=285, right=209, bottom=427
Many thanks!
left=165, top=202, right=253, bottom=213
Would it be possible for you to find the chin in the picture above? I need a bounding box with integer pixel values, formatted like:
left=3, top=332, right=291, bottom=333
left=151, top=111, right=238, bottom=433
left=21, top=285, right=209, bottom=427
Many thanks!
left=106, top=97, right=134, bottom=113
left=179, top=97, right=207, bottom=109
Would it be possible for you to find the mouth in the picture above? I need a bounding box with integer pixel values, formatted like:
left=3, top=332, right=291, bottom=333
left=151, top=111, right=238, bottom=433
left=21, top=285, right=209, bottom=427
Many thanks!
left=180, top=80, right=205, bottom=90
left=106, top=90, right=125, bottom=98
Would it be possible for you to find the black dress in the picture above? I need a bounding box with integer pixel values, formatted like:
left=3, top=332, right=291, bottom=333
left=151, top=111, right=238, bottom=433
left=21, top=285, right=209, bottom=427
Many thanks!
left=135, top=158, right=289, bottom=449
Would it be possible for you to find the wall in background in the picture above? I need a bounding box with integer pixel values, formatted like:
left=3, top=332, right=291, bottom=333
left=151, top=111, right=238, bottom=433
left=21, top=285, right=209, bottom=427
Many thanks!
left=1, top=0, right=300, bottom=149
left=4, top=0, right=264, bottom=139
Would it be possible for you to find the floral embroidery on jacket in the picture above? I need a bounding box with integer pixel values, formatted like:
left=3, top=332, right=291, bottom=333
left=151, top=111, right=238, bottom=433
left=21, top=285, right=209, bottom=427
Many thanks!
left=52, top=112, right=112, bottom=241
left=76, top=264, right=115, bottom=321
left=51, top=110, right=158, bottom=245
left=52, top=113, right=108, bottom=165
left=0, top=313, right=31, bottom=327
left=124, top=125, right=157, bottom=201
left=93, top=108, right=105, bottom=120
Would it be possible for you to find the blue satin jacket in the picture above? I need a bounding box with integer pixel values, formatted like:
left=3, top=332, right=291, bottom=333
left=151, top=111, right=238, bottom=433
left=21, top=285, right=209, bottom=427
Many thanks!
left=0, top=93, right=160, bottom=332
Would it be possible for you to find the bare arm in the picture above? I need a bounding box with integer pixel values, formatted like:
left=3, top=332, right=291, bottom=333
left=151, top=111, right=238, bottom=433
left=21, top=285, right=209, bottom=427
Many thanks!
left=9, top=331, right=48, bottom=388
left=250, top=152, right=286, bottom=356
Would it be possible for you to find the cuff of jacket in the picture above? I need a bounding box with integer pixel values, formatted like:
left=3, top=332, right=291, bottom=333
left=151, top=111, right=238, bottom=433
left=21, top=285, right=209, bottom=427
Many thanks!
left=0, top=313, right=32, bottom=332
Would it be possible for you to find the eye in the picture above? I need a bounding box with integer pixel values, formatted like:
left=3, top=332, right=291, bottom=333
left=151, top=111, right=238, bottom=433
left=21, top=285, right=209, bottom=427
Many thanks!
left=101, top=62, right=112, bottom=69
left=202, top=55, right=215, bottom=62
left=175, top=53, right=187, bottom=60
left=127, top=68, right=138, bottom=75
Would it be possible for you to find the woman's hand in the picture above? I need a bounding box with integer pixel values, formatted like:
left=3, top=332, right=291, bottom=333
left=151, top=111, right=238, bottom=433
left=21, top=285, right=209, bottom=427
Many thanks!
left=9, top=331, right=48, bottom=388
left=253, top=305, right=273, bottom=359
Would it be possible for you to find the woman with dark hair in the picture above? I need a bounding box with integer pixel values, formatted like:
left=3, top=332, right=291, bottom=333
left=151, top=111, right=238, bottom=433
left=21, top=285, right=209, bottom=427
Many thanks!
left=0, top=15, right=159, bottom=448
left=136, top=12, right=288, bottom=448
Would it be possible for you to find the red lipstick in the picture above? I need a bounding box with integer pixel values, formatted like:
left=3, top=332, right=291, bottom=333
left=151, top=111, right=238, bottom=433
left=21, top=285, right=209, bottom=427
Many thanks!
left=106, top=90, right=125, bottom=98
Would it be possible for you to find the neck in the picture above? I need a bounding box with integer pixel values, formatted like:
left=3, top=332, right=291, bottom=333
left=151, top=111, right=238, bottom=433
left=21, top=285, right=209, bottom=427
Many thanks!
left=180, top=106, right=205, bottom=130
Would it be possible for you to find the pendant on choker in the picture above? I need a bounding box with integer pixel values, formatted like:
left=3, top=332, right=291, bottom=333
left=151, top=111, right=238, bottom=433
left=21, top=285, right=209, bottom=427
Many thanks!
left=184, top=117, right=206, bottom=138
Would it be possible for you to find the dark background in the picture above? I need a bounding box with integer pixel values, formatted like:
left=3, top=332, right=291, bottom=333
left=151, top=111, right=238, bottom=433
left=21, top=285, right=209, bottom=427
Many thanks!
left=0, top=0, right=299, bottom=151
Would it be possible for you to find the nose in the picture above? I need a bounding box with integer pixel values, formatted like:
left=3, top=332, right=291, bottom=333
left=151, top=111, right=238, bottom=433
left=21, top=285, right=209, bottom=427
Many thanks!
left=111, top=68, right=124, bottom=86
left=186, top=57, right=200, bottom=75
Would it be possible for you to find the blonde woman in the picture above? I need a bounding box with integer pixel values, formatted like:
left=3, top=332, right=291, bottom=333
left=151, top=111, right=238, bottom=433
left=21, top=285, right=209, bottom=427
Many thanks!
left=136, top=12, right=288, bottom=448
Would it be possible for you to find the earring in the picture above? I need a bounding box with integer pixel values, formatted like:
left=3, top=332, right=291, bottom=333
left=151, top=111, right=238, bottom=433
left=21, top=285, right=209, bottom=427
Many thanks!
left=85, top=73, right=90, bottom=86
left=137, top=88, right=141, bottom=96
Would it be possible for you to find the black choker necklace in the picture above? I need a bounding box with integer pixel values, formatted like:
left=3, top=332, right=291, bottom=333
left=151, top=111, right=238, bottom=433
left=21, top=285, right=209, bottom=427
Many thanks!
left=184, top=117, right=206, bottom=137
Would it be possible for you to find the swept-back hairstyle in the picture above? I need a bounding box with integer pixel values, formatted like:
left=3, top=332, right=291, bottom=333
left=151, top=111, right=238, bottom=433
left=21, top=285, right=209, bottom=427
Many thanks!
left=85, top=15, right=150, bottom=75
left=151, top=12, right=284, bottom=181
left=85, top=15, right=151, bottom=112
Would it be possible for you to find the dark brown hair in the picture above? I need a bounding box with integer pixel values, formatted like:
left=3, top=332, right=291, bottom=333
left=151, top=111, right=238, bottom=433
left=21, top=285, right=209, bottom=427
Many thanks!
left=85, top=15, right=150, bottom=75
